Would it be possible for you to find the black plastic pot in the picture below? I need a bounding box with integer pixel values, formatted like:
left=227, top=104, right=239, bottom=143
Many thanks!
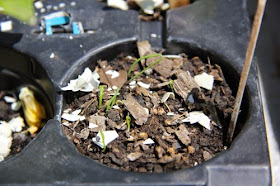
left=0, top=0, right=270, bottom=185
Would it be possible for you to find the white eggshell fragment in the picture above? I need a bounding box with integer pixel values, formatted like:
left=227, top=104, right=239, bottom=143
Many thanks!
left=182, top=111, right=211, bottom=130
left=92, top=130, right=119, bottom=149
left=194, top=72, right=214, bottom=91
left=61, top=67, right=100, bottom=92
left=143, top=138, right=155, bottom=145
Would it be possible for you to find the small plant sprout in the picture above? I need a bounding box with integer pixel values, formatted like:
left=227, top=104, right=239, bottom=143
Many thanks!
left=127, top=53, right=163, bottom=81
left=100, top=130, right=106, bottom=152
left=116, top=100, right=124, bottom=106
left=169, top=80, right=175, bottom=93
left=98, top=85, right=104, bottom=109
left=106, top=88, right=119, bottom=111
left=126, top=115, right=131, bottom=131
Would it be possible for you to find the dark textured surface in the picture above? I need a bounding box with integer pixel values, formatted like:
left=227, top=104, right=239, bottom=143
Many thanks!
left=0, top=0, right=271, bottom=185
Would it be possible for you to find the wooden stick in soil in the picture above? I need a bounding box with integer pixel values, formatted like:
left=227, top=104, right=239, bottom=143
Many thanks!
left=227, top=0, right=267, bottom=143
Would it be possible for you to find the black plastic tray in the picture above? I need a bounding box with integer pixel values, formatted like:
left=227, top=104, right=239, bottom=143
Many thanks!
left=0, top=0, right=271, bottom=185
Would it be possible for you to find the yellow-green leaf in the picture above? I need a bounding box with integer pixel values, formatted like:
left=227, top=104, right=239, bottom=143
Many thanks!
left=0, top=0, right=36, bottom=25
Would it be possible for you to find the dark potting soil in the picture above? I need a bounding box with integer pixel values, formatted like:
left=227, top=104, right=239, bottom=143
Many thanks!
left=62, top=51, right=235, bottom=172
left=0, top=91, right=35, bottom=158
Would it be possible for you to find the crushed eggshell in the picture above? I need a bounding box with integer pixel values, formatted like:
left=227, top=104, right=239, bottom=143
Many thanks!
left=162, top=55, right=182, bottom=59
left=88, top=123, right=99, bottom=129
left=8, top=116, right=25, bottom=132
left=105, top=70, right=120, bottom=79
left=143, top=138, right=155, bottom=145
left=194, top=72, right=214, bottom=91
left=137, top=82, right=150, bottom=89
left=61, top=111, right=85, bottom=122
left=92, top=130, right=119, bottom=149
left=161, top=92, right=175, bottom=103
left=0, top=122, right=12, bottom=159
left=11, top=101, right=22, bottom=111
left=182, top=111, right=211, bottom=130
left=3, top=96, right=16, bottom=103
left=61, top=67, right=100, bottom=92
left=107, top=0, right=128, bottom=11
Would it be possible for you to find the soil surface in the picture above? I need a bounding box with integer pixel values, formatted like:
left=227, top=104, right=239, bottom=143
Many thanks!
left=62, top=48, right=235, bottom=172
left=0, top=91, right=35, bottom=158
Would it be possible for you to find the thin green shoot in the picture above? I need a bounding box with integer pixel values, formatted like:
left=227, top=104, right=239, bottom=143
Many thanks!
left=127, top=53, right=163, bottom=78
left=98, top=85, right=104, bottom=109
left=130, top=54, right=163, bottom=81
left=100, top=130, right=106, bottom=152
left=126, top=115, right=131, bottom=131
left=169, top=80, right=175, bottom=93
left=106, top=88, right=119, bottom=111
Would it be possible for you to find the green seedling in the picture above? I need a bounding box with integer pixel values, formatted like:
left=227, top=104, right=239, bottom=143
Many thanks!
left=106, top=88, right=119, bottom=111
left=169, top=80, right=175, bottom=93
left=98, top=85, right=104, bottom=109
left=100, top=130, right=106, bottom=152
left=127, top=53, right=163, bottom=81
left=126, top=115, right=131, bottom=131
left=116, top=100, right=124, bottom=105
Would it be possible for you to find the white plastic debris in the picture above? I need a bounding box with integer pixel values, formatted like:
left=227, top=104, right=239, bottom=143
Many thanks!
left=137, top=82, right=150, bottom=89
left=151, top=33, right=157, bottom=38
left=61, top=109, right=85, bottom=122
left=61, top=67, right=100, bottom=92
left=88, top=123, right=98, bottom=129
left=49, top=53, right=55, bottom=59
left=92, top=130, right=119, bottom=148
left=162, top=55, right=183, bottom=59
left=53, top=6, right=58, bottom=10
left=0, top=21, right=12, bottom=32
left=134, top=0, right=164, bottom=14
left=105, top=70, right=120, bottom=79
left=40, top=8, right=46, bottom=13
left=46, top=5, right=52, bottom=10
left=143, top=138, right=155, bottom=145
left=112, top=85, right=118, bottom=90
left=11, top=101, right=22, bottom=111
left=182, top=111, right=211, bottom=130
left=71, top=2, right=76, bottom=6
left=3, top=96, right=16, bottom=103
left=0, top=122, right=12, bottom=160
left=194, top=72, right=214, bottom=91
left=107, top=0, right=128, bottom=11
left=161, top=92, right=175, bottom=103
left=59, top=3, right=66, bottom=8
left=34, top=1, right=44, bottom=9
left=8, top=116, right=25, bottom=132
left=69, top=35, right=73, bottom=40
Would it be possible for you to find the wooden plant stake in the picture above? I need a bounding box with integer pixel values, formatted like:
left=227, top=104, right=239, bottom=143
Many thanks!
left=227, top=0, right=267, bottom=143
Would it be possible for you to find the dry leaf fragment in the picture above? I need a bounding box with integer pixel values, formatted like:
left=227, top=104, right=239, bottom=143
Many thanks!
left=123, top=94, right=149, bottom=125
left=98, top=61, right=127, bottom=89
left=19, top=87, right=46, bottom=134
left=175, top=125, right=191, bottom=146
left=173, top=70, right=200, bottom=100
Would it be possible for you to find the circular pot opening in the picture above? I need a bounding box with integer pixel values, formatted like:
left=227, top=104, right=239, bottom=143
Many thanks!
left=0, top=46, right=55, bottom=161
left=61, top=41, right=250, bottom=173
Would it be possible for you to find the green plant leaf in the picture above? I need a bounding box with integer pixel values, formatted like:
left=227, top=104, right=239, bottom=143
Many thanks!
left=0, top=0, right=36, bottom=25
